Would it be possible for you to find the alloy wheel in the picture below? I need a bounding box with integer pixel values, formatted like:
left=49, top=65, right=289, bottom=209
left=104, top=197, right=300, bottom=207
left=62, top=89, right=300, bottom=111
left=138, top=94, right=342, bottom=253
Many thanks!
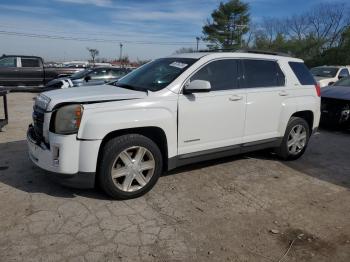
left=287, top=124, right=307, bottom=155
left=110, top=146, right=155, bottom=192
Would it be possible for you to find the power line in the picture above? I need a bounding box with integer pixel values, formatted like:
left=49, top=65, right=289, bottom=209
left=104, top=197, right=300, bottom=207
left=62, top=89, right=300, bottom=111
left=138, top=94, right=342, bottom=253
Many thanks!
left=0, top=30, right=197, bottom=46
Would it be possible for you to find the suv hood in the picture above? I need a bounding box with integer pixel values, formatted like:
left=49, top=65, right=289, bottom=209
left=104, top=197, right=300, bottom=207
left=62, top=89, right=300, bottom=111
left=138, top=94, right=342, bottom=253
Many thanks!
left=321, top=85, right=350, bottom=100
left=43, top=84, right=147, bottom=111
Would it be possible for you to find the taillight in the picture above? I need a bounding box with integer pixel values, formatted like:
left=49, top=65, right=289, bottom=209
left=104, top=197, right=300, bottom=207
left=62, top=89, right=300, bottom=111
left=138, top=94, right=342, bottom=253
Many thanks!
left=315, top=83, right=321, bottom=97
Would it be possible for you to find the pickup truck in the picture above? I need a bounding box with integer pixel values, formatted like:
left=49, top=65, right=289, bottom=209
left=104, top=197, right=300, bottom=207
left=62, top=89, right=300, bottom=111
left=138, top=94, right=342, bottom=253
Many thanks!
left=0, top=55, right=84, bottom=90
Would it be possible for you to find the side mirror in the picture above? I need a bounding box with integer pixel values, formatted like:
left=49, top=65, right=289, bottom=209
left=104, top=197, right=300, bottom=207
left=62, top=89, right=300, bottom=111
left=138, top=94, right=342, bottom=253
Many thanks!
left=183, top=80, right=211, bottom=94
left=84, top=75, right=91, bottom=82
left=338, top=75, right=344, bottom=80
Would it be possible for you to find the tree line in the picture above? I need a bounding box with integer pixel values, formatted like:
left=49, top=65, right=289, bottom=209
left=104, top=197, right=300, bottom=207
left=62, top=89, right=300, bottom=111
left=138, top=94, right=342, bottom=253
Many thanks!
left=176, top=0, right=350, bottom=67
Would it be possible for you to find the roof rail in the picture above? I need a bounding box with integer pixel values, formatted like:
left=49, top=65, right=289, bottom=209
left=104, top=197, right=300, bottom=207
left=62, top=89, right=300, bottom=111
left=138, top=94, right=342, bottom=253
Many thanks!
left=236, top=49, right=291, bottom=57
left=198, top=48, right=291, bottom=57
left=198, top=48, right=236, bottom=52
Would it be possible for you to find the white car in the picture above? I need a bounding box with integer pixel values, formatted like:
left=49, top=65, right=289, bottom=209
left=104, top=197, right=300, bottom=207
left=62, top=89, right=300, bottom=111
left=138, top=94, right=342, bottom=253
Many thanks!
left=311, top=66, right=350, bottom=87
left=27, top=51, right=321, bottom=199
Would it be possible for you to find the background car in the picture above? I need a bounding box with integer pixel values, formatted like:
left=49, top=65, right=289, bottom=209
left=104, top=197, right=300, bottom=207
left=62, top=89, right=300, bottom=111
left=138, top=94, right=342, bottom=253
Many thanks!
left=44, top=67, right=131, bottom=90
left=0, top=55, right=84, bottom=90
left=311, top=66, right=350, bottom=87
left=321, top=76, right=350, bottom=127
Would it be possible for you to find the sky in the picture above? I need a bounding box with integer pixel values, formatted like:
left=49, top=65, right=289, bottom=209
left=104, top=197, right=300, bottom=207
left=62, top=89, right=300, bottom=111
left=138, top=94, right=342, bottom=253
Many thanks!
left=0, top=0, right=344, bottom=61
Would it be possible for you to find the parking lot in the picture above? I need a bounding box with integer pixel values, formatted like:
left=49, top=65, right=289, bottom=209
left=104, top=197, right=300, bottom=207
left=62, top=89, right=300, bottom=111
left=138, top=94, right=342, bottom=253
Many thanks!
left=0, top=93, right=349, bottom=262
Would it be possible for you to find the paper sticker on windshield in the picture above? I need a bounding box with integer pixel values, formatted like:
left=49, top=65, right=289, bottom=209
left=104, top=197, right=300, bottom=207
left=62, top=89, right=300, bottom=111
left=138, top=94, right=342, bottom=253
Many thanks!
left=170, top=62, right=188, bottom=69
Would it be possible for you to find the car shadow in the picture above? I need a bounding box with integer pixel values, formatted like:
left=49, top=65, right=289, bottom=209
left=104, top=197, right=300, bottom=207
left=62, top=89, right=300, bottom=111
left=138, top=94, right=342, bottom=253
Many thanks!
left=0, top=140, right=110, bottom=200
left=246, top=128, right=350, bottom=189
left=0, top=129, right=349, bottom=200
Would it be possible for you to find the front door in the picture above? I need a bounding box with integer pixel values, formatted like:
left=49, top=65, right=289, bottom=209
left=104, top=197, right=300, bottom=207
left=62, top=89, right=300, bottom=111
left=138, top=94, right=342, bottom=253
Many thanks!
left=0, top=56, right=19, bottom=86
left=178, top=59, right=246, bottom=155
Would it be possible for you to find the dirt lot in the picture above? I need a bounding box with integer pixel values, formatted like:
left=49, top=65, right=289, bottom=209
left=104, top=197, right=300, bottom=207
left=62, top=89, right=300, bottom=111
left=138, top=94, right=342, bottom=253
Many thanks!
left=0, top=92, right=349, bottom=262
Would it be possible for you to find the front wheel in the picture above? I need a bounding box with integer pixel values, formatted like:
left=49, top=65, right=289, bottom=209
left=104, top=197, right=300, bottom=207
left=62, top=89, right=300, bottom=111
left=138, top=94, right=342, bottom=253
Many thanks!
left=276, top=117, right=310, bottom=160
left=98, top=134, right=163, bottom=199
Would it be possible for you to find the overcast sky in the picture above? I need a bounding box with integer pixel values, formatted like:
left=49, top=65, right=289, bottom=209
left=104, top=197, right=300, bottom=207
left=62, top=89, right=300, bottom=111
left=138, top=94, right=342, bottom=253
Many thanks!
left=0, top=0, right=343, bottom=61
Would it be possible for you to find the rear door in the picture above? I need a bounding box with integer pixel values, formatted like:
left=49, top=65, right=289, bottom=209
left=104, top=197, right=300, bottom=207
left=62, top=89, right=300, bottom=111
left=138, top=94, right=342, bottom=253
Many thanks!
left=178, top=59, right=246, bottom=155
left=19, top=57, right=44, bottom=86
left=0, top=56, right=19, bottom=86
left=242, top=59, right=287, bottom=143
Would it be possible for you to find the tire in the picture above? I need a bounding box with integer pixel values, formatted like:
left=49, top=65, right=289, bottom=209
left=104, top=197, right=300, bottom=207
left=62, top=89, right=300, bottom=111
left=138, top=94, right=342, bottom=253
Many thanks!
left=276, top=117, right=310, bottom=160
left=98, top=134, right=163, bottom=199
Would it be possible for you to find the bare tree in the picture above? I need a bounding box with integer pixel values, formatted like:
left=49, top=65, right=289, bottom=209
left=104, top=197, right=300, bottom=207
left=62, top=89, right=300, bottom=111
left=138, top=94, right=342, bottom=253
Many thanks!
left=287, top=14, right=310, bottom=40
left=258, top=17, right=286, bottom=48
left=87, top=48, right=99, bottom=65
left=307, top=3, right=348, bottom=48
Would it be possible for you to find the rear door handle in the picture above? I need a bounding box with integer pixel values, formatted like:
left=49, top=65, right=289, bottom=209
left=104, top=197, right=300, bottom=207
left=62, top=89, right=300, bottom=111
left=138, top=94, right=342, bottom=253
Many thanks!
left=279, top=91, right=289, bottom=96
left=229, top=95, right=243, bottom=101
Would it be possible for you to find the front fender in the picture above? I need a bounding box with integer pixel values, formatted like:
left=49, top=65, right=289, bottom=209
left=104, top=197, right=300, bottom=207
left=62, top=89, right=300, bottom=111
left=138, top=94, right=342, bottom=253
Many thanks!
left=77, top=101, right=178, bottom=158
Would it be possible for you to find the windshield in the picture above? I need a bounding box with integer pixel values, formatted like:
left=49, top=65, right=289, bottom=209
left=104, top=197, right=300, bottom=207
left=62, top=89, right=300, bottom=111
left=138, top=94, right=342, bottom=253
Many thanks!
left=70, top=69, right=92, bottom=79
left=310, top=67, right=338, bottom=78
left=334, top=77, right=350, bottom=87
left=114, top=58, right=197, bottom=91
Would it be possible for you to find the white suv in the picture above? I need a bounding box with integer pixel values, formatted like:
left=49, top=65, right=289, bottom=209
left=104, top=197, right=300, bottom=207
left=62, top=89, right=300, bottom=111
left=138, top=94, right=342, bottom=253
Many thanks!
left=27, top=52, right=321, bottom=199
left=311, top=66, right=350, bottom=87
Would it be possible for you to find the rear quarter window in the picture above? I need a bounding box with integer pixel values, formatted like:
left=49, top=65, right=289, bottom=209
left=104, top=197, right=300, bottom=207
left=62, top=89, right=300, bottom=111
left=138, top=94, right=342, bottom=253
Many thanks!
left=289, top=62, right=316, bottom=85
left=243, top=59, right=285, bottom=88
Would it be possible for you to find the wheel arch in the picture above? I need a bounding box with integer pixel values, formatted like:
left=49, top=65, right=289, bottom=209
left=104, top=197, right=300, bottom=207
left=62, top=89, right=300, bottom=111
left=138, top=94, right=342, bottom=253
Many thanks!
left=96, top=126, right=169, bottom=172
left=291, top=110, right=314, bottom=132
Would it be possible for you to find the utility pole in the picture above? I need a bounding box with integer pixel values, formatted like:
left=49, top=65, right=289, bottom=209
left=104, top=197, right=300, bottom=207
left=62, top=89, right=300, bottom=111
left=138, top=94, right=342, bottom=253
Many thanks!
left=119, top=43, right=123, bottom=61
left=196, top=37, right=200, bottom=51
left=234, top=24, right=248, bottom=48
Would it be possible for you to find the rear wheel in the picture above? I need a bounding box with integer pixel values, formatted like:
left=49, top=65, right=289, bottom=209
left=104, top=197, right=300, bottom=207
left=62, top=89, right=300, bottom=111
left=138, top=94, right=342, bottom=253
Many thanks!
left=98, top=134, right=163, bottom=199
left=276, top=117, right=310, bottom=160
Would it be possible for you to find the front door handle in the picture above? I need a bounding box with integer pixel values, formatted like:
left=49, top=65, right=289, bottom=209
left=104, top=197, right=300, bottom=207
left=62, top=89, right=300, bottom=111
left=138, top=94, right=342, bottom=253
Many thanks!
left=279, top=91, right=289, bottom=96
left=229, top=95, right=243, bottom=101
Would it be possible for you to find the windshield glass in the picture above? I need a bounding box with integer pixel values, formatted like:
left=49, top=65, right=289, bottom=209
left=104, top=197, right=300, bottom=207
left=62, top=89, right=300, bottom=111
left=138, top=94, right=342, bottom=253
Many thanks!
left=70, top=69, right=92, bottom=79
left=334, top=77, right=350, bottom=87
left=114, top=58, right=197, bottom=91
left=310, top=67, right=338, bottom=78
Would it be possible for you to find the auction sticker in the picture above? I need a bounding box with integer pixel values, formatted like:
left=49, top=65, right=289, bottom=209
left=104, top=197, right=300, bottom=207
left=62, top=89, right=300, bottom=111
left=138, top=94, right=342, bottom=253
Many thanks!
left=169, top=62, right=188, bottom=69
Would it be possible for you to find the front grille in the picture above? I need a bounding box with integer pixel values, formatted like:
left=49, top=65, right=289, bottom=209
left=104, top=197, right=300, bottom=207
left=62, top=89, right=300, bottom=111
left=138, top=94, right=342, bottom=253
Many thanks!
left=321, top=97, right=350, bottom=125
left=32, top=105, right=45, bottom=143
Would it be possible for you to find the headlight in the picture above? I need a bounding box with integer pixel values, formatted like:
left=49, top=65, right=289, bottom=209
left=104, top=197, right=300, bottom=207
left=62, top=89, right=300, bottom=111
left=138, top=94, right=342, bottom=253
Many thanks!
left=35, top=94, right=51, bottom=110
left=53, top=104, right=83, bottom=134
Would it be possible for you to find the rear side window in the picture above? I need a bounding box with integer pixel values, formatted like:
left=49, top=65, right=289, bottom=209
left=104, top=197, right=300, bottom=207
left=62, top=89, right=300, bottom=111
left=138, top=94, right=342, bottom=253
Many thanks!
left=289, top=62, right=316, bottom=85
left=21, top=58, right=40, bottom=67
left=243, top=60, right=285, bottom=88
left=190, top=59, right=239, bottom=91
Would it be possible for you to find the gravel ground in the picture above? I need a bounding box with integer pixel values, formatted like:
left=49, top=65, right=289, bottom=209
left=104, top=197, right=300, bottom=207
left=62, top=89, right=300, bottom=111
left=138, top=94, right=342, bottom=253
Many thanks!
left=0, top=92, right=349, bottom=262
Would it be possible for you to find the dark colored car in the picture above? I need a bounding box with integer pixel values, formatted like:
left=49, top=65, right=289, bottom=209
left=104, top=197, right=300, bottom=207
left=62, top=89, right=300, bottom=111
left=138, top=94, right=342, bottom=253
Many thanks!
left=44, top=67, right=131, bottom=90
left=0, top=55, right=83, bottom=90
left=321, top=77, right=350, bottom=127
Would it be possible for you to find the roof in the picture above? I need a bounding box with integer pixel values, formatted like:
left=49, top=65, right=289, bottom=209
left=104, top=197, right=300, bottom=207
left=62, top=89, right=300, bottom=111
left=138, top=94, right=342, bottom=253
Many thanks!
left=1, top=54, right=42, bottom=59
left=167, top=53, right=210, bottom=59
left=168, top=52, right=302, bottom=62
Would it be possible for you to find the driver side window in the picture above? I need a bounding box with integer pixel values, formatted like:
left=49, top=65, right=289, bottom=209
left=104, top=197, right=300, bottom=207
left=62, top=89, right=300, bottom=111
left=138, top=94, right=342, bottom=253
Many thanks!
left=190, top=59, right=239, bottom=91
left=0, top=57, right=17, bottom=68
left=88, top=68, right=109, bottom=79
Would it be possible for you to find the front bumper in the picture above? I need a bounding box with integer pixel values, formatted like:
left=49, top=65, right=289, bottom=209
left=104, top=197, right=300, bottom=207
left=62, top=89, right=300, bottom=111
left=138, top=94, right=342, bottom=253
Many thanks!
left=27, top=125, right=101, bottom=188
